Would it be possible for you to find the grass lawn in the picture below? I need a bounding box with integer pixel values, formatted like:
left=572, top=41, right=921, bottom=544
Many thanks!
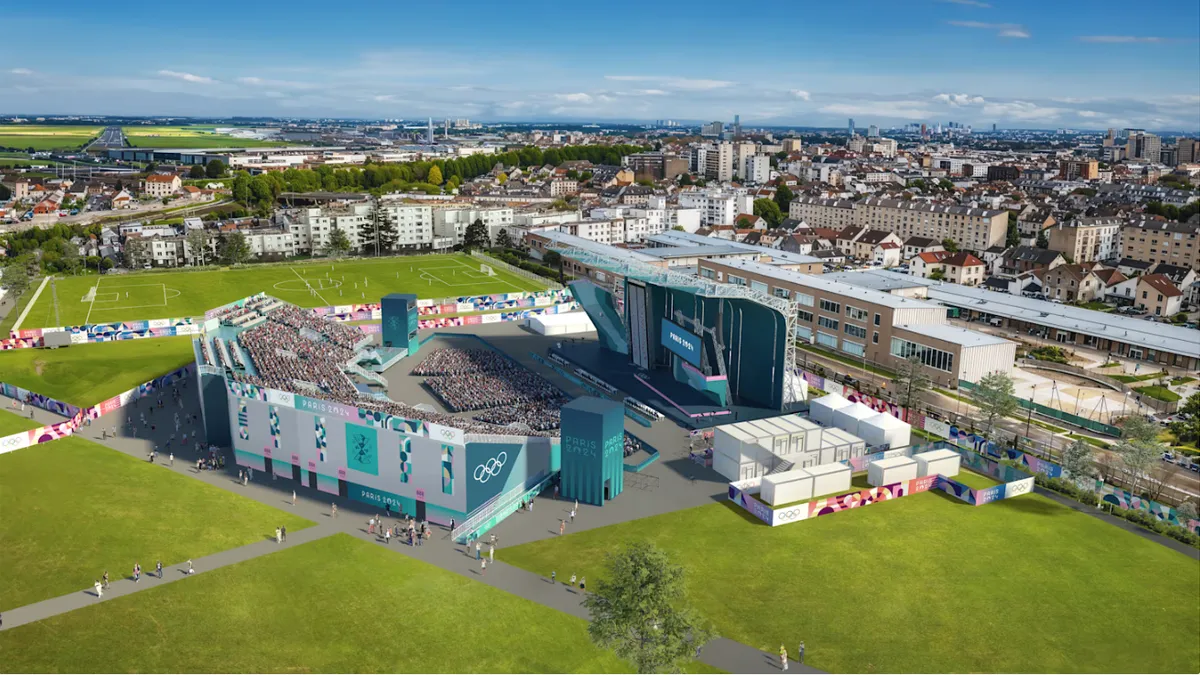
left=796, top=342, right=896, bottom=378
left=0, top=277, right=42, bottom=336
left=0, top=337, right=197, bottom=406
left=1067, top=432, right=1113, bottom=450
left=21, top=253, right=546, bottom=329
left=501, top=493, right=1199, bottom=674
left=0, top=428, right=312, bottom=610
left=1110, top=371, right=1168, bottom=383
left=1170, top=376, right=1196, bottom=386
left=0, top=408, right=41, bottom=436
left=0, top=125, right=101, bottom=151
left=0, top=534, right=639, bottom=673
left=122, top=126, right=292, bottom=149
left=1135, top=385, right=1182, bottom=403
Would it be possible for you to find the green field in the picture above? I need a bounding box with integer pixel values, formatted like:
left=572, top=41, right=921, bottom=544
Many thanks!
left=122, top=125, right=291, bottom=149
left=0, top=125, right=101, bottom=151
left=0, top=337, right=197, bottom=406
left=0, top=534, right=633, bottom=673
left=22, top=254, right=546, bottom=328
left=0, top=408, right=40, bottom=435
left=0, top=419, right=312, bottom=610
left=501, top=493, right=1200, bottom=673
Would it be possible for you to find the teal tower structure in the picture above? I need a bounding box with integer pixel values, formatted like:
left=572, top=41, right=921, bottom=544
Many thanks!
left=559, top=397, right=625, bottom=506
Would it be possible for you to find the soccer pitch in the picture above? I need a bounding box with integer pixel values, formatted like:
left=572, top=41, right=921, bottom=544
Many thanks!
left=22, top=254, right=548, bottom=328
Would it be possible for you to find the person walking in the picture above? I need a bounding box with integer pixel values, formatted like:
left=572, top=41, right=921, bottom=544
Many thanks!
left=569, top=573, right=577, bottom=587
left=475, top=541, right=481, bottom=560
left=559, top=519, right=565, bottom=536
left=242, top=472, right=248, bottom=486
left=186, top=559, right=195, bottom=575
left=579, top=577, right=586, bottom=592
left=449, top=518, right=455, bottom=533
left=156, top=560, right=163, bottom=579
left=169, top=452, right=174, bottom=466
left=291, top=490, right=297, bottom=507
left=331, top=503, right=337, bottom=519
left=488, top=544, right=494, bottom=563
left=551, top=570, right=556, bottom=584
left=385, top=527, right=391, bottom=545
left=281, top=525, right=287, bottom=542
left=275, top=527, right=281, bottom=544
left=780, top=645, right=788, bottom=671
left=574, top=499, right=578, bottom=512
left=480, top=558, right=487, bottom=576
left=569, top=508, right=576, bottom=523
left=102, top=571, right=109, bottom=589
left=134, top=562, right=141, bottom=583
left=95, top=580, right=103, bottom=599
left=799, top=641, right=806, bottom=665
left=368, top=517, right=375, bottom=535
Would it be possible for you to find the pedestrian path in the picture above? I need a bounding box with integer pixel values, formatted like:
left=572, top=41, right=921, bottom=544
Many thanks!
left=0, top=523, right=337, bottom=632
left=0, top=392, right=822, bottom=673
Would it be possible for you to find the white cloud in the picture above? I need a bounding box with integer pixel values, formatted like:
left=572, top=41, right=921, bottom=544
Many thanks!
left=554, top=92, right=593, bottom=103
left=372, top=94, right=395, bottom=102
left=237, top=76, right=264, bottom=85
left=790, top=89, right=811, bottom=100
left=981, top=100, right=1065, bottom=121
left=933, top=93, right=986, bottom=106
left=1078, top=36, right=1175, bottom=43
left=10, top=68, right=34, bottom=76
left=636, top=89, right=667, bottom=96
left=604, top=75, right=733, bottom=90
left=1077, top=110, right=1099, bottom=117
left=947, top=21, right=1030, bottom=38
left=938, top=0, right=991, bottom=6
left=157, top=69, right=216, bottom=84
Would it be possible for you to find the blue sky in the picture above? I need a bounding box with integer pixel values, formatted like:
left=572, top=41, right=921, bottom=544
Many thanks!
left=3, top=0, right=1198, bottom=130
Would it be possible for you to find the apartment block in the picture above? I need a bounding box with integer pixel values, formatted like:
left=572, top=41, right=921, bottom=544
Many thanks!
left=1046, top=217, right=1122, bottom=263
left=789, top=196, right=1008, bottom=250
left=678, top=189, right=754, bottom=226
left=1120, top=220, right=1200, bottom=271
left=1059, top=158, right=1099, bottom=181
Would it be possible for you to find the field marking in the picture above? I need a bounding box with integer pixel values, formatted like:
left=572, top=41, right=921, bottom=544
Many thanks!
left=84, top=277, right=101, bottom=325
left=289, top=266, right=330, bottom=306
left=449, top=259, right=525, bottom=292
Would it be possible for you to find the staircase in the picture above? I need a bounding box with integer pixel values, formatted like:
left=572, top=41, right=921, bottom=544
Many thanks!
left=345, top=362, right=388, bottom=387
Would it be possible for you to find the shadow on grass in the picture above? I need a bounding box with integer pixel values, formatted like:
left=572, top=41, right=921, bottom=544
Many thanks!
left=991, top=495, right=1067, bottom=516
left=717, top=499, right=771, bottom=526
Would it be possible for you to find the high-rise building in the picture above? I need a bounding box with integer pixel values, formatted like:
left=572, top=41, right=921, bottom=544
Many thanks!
left=1102, top=128, right=1116, bottom=147
left=920, top=123, right=927, bottom=137
left=1125, top=130, right=1161, bottom=161
left=426, top=117, right=434, bottom=144
left=848, top=118, right=855, bottom=137
left=701, top=121, right=723, bottom=137
left=992, top=123, right=997, bottom=133
left=867, top=124, right=879, bottom=138
left=733, top=114, right=741, bottom=136
left=1176, top=138, right=1199, bottom=164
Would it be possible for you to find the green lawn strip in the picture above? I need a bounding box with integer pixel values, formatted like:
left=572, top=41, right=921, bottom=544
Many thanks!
left=1028, top=418, right=1069, bottom=434
left=1135, top=385, right=1182, bottom=402
left=0, top=408, right=41, bottom=435
left=500, top=497, right=1199, bottom=674
left=1066, top=433, right=1113, bottom=450
left=0, top=337, right=196, bottom=406
left=1171, top=376, right=1196, bottom=385
left=796, top=343, right=896, bottom=378
left=0, top=434, right=312, bottom=610
left=1110, top=372, right=1168, bottom=383
left=25, top=253, right=545, bottom=328
left=0, top=534, right=637, bottom=673
left=0, top=277, right=42, bottom=336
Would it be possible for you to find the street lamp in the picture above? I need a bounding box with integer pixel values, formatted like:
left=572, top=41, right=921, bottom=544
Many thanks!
left=1024, top=384, right=1037, bottom=449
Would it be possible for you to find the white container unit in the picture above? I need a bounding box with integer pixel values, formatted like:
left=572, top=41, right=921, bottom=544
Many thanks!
left=769, top=416, right=812, bottom=456
left=857, top=412, right=912, bottom=450
left=791, top=416, right=825, bottom=455
left=815, top=427, right=866, bottom=465
left=713, top=424, right=759, bottom=481
left=527, top=312, right=595, bottom=336
left=807, top=462, right=853, bottom=497
left=746, top=419, right=791, bottom=458
left=914, top=449, right=961, bottom=478
left=867, top=456, right=918, bottom=487
left=832, top=402, right=879, bottom=437
left=760, top=468, right=815, bottom=506
left=809, top=392, right=851, bottom=426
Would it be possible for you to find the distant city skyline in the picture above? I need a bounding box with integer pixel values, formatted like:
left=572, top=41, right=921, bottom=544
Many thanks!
left=2, top=0, right=1198, bottom=130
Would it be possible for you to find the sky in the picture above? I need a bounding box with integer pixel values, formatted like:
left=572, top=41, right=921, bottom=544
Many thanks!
left=3, top=0, right=1199, bottom=130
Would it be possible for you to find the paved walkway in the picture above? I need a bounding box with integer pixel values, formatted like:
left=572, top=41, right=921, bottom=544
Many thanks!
left=0, top=390, right=819, bottom=674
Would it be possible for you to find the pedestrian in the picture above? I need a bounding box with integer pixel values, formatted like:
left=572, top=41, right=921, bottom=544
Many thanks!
left=281, top=525, right=287, bottom=542
left=528, top=498, right=533, bottom=512
left=331, top=503, right=338, bottom=518
left=385, top=527, right=391, bottom=545
left=554, top=484, right=559, bottom=500
left=480, top=558, right=487, bottom=576
left=275, top=527, right=281, bottom=544
left=385, top=503, right=391, bottom=519
left=569, top=573, right=577, bottom=587
left=551, top=570, right=556, bottom=584
left=574, top=499, right=578, bottom=512
left=488, top=544, right=494, bottom=563
left=475, top=541, right=481, bottom=560
left=449, top=518, right=455, bottom=533
left=102, top=570, right=109, bottom=588
left=169, top=452, right=174, bottom=466
left=134, top=562, right=141, bottom=583
left=242, top=472, right=248, bottom=486
left=95, top=580, right=103, bottom=599
left=559, top=519, right=565, bottom=536
left=780, top=645, right=788, bottom=671
left=570, top=508, right=576, bottom=523
left=799, top=641, right=805, bottom=665
left=291, top=490, right=296, bottom=506
left=187, top=560, right=194, bottom=575
left=156, top=560, right=163, bottom=579
left=579, top=577, right=586, bottom=591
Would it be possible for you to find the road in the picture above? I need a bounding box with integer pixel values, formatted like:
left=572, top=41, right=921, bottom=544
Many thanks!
left=85, top=126, right=126, bottom=150
left=795, top=347, right=1200, bottom=500
left=2, top=198, right=231, bottom=231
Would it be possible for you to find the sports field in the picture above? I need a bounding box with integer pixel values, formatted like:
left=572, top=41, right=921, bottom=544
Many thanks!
left=0, top=125, right=101, bottom=151
left=21, top=254, right=546, bottom=328
left=0, top=533, right=630, bottom=673
left=122, top=125, right=292, bottom=149
left=0, top=337, right=197, bottom=406
left=501, top=491, right=1200, bottom=673
left=0, top=419, right=313, bottom=610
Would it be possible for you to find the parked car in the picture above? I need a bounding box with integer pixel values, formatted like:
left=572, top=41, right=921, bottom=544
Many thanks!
left=1161, top=451, right=1176, bottom=463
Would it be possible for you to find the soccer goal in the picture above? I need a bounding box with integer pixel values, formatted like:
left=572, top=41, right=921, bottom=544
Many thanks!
left=480, top=264, right=495, bottom=277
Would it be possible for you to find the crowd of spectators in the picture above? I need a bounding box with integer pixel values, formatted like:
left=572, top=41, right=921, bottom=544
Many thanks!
left=414, top=348, right=569, bottom=431
left=624, top=433, right=644, bottom=458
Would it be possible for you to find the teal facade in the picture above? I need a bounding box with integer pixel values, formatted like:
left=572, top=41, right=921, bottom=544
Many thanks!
left=560, top=397, right=625, bottom=506
left=381, top=293, right=420, bottom=355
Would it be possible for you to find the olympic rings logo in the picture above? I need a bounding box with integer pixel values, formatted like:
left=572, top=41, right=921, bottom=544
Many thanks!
left=473, top=452, right=508, bottom=483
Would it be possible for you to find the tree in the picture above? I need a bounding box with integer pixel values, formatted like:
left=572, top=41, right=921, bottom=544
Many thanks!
left=359, top=198, right=398, bottom=256
left=941, top=238, right=959, bottom=253
left=1121, top=415, right=1160, bottom=446
left=123, top=237, right=148, bottom=269
left=495, top=228, right=513, bottom=249
left=736, top=216, right=753, bottom=229
left=185, top=228, right=209, bottom=266
left=462, top=218, right=490, bottom=251
left=678, top=173, right=693, bottom=186
left=583, top=542, right=714, bottom=674
left=1177, top=500, right=1198, bottom=524
left=938, top=178, right=955, bottom=191
left=971, top=372, right=1017, bottom=435
left=427, top=165, right=444, bottom=186
left=0, top=263, right=30, bottom=297
left=1060, top=438, right=1095, bottom=483
left=325, top=227, right=352, bottom=257
left=1116, top=436, right=1161, bottom=495
left=219, top=231, right=251, bottom=265
left=1006, top=212, right=1020, bottom=247
left=60, top=241, right=81, bottom=273
left=773, top=182, right=794, bottom=213
left=893, top=354, right=931, bottom=418
left=1035, top=229, right=1049, bottom=249
left=497, top=171, right=508, bottom=184
left=189, top=164, right=207, bottom=179
left=1175, top=393, right=1200, bottom=445
left=543, top=250, right=563, bottom=268
left=929, top=268, right=946, bottom=281
left=205, top=159, right=226, bottom=179
left=752, top=198, right=783, bottom=227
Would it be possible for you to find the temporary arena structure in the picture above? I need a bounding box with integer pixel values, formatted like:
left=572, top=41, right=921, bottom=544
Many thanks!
left=808, top=392, right=851, bottom=425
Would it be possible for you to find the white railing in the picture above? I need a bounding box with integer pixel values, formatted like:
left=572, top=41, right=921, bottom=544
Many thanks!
left=345, top=362, right=388, bottom=387
left=469, top=251, right=564, bottom=290
left=450, top=470, right=551, bottom=542
left=575, top=367, right=617, bottom=394
left=625, top=396, right=663, bottom=420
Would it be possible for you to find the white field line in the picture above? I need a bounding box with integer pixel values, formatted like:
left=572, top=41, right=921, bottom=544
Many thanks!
left=10, top=276, right=53, bottom=332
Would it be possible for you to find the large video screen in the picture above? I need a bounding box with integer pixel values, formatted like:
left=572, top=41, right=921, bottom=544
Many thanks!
left=660, top=318, right=702, bottom=368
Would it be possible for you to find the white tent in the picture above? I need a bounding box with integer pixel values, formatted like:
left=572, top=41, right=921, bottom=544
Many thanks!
left=808, top=392, right=851, bottom=426
left=857, top=412, right=912, bottom=450
left=527, top=312, right=595, bottom=336
left=832, top=402, right=878, bottom=436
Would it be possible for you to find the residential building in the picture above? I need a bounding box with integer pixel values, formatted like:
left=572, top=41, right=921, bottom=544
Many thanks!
left=1125, top=130, right=1161, bottom=161
left=782, top=138, right=803, bottom=153
left=678, top=189, right=754, bottom=227
left=1133, top=273, right=1184, bottom=317
left=788, top=196, right=858, bottom=230
left=548, top=178, right=578, bottom=197
left=790, top=196, right=1008, bottom=250
left=1120, top=220, right=1200, bottom=271
left=111, top=190, right=134, bottom=209
left=911, top=251, right=985, bottom=286
left=141, top=174, right=181, bottom=197
left=998, top=246, right=1066, bottom=275
left=703, top=142, right=735, bottom=182
left=1046, top=217, right=1122, bottom=263
left=744, top=154, right=771, bottom=184
left=433, top=206, right=514, bottom=245
left=1042, top=264, right=1103, bottom=303
left=1059, top=159, right=1099, bottom=181
left=1178, top=138, right=1200, bottom=165
left=380, top=202, right=436, bottom=250
left=701, top=121, right=723, bottom=137
left=624, top=152, right=688, bottom=181
left=986, top=165, right=1020, bottom=182
left=901, top=236, right=944, bottom=261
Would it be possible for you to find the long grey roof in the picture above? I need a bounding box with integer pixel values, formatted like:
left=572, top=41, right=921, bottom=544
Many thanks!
left=836, top=269, right=1199, bottom=356
left=646, top=230, right=822, bottom=264
left=538, top=230, right=662, bottom=264
left=896, top=323, right=1012, bottom=348
left=710, top=259, right=943, bottom=310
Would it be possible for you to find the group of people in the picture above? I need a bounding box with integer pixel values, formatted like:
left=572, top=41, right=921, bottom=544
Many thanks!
left=91, top=559, right=194, bottom=599
left=369, top=515, right=432, bottom=547
left=414, top=348, right=570, bottom=431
